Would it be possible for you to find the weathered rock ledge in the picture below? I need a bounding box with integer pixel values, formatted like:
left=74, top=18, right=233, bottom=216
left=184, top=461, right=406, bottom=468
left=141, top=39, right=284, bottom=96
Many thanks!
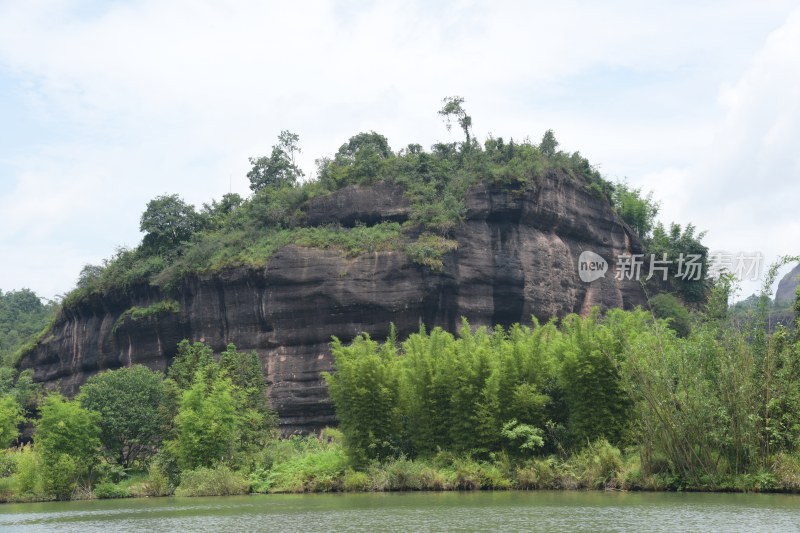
left=18, top=171, right=646, bottom=433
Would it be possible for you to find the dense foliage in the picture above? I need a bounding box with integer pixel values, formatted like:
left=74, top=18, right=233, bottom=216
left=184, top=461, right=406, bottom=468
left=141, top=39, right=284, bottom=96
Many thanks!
left=0, top=343, right=275, bottom=502
left=611, top=184, right=710, bottom=303
left=79, top=365, right=169, bottom=468
left=325, top=271, right=800, bottom=490
left=611, top=181, right=660, bottom=239
left=0, top=289, right=56, bottom=366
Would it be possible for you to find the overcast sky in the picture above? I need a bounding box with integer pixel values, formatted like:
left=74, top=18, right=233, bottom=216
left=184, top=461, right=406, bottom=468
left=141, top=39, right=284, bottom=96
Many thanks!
left=1, top=0, right=798, bottom=300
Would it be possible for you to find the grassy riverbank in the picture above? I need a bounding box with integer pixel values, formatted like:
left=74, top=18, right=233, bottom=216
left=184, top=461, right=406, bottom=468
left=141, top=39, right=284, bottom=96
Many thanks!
left=4, top=430, right=800, bottom=502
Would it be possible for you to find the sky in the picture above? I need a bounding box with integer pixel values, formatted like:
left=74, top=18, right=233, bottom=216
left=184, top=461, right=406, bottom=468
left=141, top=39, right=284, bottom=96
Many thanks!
left=0, top=0, right=798, bottom=301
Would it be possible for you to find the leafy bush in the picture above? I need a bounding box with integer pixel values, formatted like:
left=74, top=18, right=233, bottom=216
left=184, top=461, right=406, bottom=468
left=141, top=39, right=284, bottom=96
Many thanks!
left=404, top=233, right=458, bottom=271
left=113, top=300, right=180, bottom=333
left=265, top=446, right=348, bottom=493
left=342, top=469, right=371, bottom=491
left=0, top=476, right=14, bottom=502
left=174, top=465, right=249, bottom=497
left=515, top=458, right=557, bottom=490
left=93, top=482, right=131, bottom=499
left=131, top=459, right=175, bottom=497
left=612, top=181, right=660, bottom=239
left=0, top=395, right=23, bottom=447
left=0, top=288, right=57, bottom=366
left=648, top=293, right=691, bottom=338
left=36, top=394, right=101, bottom=469
left=43, top=454, right=79, bottom=500
left=0, top=449, right=16, bottom=478
left=10, top=445, right=43, bottom=499
left=168, top=369, right=242, bottom=470
left=570, top=439, right=625, bottom=489
left=770, top=453, right=800, bottom=491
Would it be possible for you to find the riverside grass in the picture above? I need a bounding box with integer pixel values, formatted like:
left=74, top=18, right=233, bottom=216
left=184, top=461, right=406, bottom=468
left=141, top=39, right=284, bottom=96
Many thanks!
left=4, top=433, right=800, bottom=502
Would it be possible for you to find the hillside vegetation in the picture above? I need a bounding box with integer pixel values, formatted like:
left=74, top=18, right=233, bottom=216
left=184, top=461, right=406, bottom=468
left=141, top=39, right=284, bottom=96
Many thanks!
left=61, top=98, right=707, bottom=314
left=0, top=290, right=56, bottom=367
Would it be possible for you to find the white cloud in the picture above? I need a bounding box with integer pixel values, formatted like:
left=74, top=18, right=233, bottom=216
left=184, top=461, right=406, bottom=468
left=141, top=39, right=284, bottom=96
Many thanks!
left=680, top=7, right=800, bottom=296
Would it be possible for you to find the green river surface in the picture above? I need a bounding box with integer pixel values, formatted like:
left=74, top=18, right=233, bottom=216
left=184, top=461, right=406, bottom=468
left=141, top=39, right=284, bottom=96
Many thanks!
left=1, top=491, right=799, bottom=532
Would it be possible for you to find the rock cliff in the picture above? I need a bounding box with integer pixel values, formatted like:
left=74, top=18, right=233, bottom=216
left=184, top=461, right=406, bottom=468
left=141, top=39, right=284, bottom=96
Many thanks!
left=18, top=170, right=647, bottom=433
left=776, top=264, right=800, bottom=306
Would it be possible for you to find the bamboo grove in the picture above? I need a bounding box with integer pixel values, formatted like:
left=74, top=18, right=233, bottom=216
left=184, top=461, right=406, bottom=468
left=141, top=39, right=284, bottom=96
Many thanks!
left=326, top=268, right=800, bottom=489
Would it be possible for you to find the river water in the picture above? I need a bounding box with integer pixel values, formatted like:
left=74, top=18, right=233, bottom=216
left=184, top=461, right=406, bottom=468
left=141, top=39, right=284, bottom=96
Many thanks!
left=1, top=491, right=799, bottom=532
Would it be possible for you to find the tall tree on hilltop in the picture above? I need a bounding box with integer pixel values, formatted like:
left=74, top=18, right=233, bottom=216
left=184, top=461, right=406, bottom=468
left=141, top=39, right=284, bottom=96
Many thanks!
left=248, top=130, right=304, bottom=191
left=438, top=96, right=473, bottom=146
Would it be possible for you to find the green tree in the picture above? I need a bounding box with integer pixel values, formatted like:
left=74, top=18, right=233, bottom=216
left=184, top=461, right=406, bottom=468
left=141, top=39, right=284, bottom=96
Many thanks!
left=612, top=181, right=660, bottom=239
left=318, top=131, right=393, bottom=187
left=438, top=96, right=473, bottom=145
left=169, top=368, right=242, bottom=470
left=324, top=334, right=400, bottom=464
left=398, top=326, right=458, bottom=455
left=248, top=130, right=304, bottom=192
left=140, top=194, right=200, bottom=254
left=35, top=394, right=101, bottom=498
left=78, top=365, right=168, bottom=467
left=0, top=288, right=56, bottom=366
left=794, top=286, right=800, bottom=329
left=0, top=368, right=39, bottom=410
left=539, top=129, right=559, bottom=158
left=501, top=419, right=544, bottom=455
left=648, top=222, right=709, bottom=302
left=219, top=344, right=271, bottom=414
left=278, top=130, right=301, bottom=168
left=167, top=340, right=214, bottom=390
left=35, top=394, right=101, bottom=466
left=0, top=395, right=23, bottom=447
left=218, top=344, right=276, bottom=451
left=200, top=193, right=244, bottom=230
left=557, top=311, right=633, bottom=447
left=76, top=264, right=104, bottom=290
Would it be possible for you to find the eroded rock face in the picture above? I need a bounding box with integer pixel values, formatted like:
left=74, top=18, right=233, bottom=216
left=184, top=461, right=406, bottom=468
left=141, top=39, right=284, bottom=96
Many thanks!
left=18, top=171, right=646, bottom=433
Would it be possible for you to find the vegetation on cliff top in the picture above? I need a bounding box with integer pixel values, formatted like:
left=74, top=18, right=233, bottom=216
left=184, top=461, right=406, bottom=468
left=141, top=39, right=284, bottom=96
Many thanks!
left=60, top=97, right=705, bottom=314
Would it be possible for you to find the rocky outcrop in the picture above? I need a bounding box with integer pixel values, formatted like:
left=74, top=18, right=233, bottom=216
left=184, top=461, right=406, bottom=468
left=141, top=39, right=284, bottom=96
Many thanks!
left=776, top=264, right=800, bottom=306
left=18, top=170, right=647, bottom=433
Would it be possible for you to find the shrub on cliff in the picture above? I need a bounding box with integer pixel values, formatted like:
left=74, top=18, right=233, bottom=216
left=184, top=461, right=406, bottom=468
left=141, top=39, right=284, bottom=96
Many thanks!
left=612, top=180, right=660, bottom=239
